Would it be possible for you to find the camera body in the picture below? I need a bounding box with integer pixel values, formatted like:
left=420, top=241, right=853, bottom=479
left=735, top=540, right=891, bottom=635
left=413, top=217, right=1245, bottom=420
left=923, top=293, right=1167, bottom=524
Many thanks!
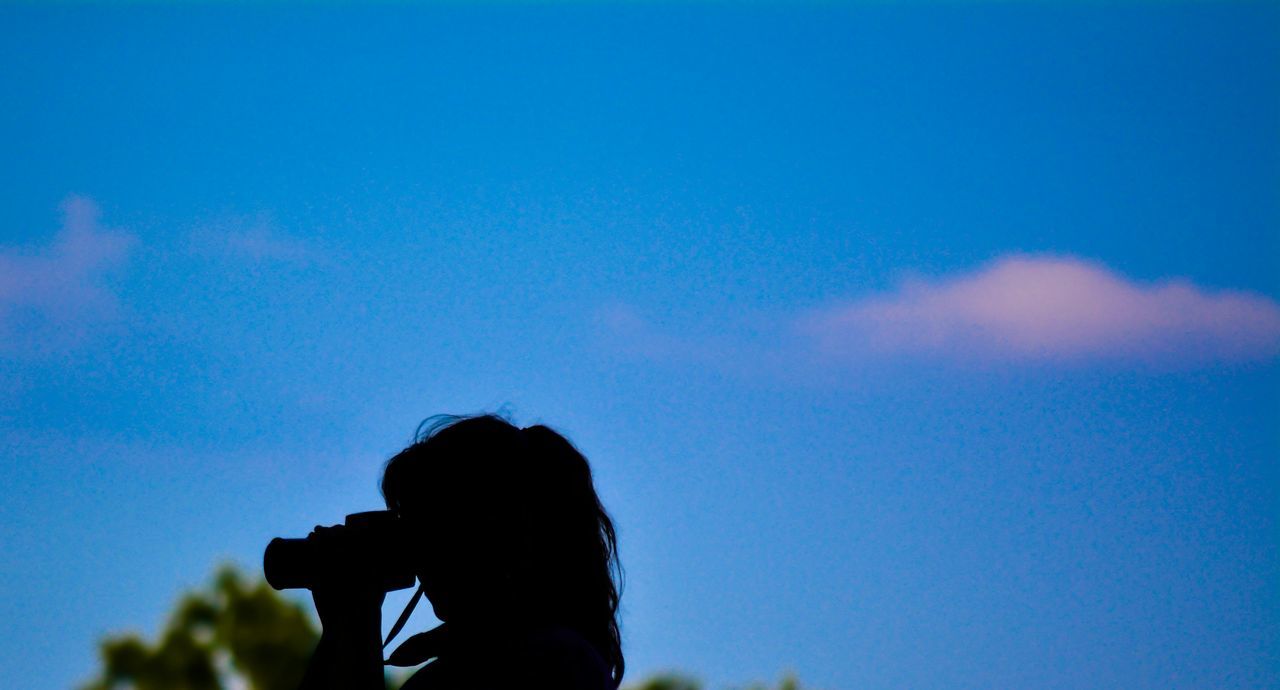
left=263, top=510, right=416, bottom=593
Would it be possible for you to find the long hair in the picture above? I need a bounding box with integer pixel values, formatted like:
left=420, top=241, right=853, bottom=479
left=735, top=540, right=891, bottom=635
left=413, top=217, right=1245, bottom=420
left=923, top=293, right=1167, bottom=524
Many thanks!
left=380, top=414, right=624, bottom=687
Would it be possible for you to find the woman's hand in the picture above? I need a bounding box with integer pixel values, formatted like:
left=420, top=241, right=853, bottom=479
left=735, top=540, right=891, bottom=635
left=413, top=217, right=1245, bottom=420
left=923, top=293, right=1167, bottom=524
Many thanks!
left=306, top=524, right=386, bottom=630
left=297, top=524, right=388, bottom=690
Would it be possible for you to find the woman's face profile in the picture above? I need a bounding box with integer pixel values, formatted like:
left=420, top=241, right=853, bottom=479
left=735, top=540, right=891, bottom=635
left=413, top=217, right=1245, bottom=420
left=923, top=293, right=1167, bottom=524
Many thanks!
left=399, top=485, right=509, bottom=624
left=379, top=415, right=624, bottom=683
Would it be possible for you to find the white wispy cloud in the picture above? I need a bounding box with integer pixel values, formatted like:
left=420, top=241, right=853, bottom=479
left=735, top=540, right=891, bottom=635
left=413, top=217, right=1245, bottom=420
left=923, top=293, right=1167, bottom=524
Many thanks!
left=188, top=212, right=321, bottom=265
left=0, top=195, right=136, bottom=351
left=594, top=303, right=693, bottom=360
left=800, top=255, right=1280, bottom=366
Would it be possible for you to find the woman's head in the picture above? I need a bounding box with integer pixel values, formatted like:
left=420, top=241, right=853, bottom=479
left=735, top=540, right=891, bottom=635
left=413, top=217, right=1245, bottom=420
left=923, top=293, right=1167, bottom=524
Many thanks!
left=380, top=414, right=623, bottom=684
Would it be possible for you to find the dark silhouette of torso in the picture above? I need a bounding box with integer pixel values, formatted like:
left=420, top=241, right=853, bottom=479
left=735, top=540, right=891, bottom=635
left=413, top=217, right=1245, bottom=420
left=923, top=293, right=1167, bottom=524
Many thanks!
left=392, top=623, right=612, bottom=690
left=293, top=415, right=624, bottom=690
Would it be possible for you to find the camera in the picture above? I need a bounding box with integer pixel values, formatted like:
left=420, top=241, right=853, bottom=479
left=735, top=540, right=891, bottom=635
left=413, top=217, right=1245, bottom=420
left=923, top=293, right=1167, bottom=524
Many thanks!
left=263, top=510, right=416, bottom=593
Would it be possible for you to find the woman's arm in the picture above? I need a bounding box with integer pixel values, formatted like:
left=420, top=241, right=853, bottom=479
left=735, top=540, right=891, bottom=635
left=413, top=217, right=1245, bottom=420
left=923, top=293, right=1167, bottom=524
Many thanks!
left=295, top=526, right=388, bottom=690
left=296, top=590, right=385, bottom=690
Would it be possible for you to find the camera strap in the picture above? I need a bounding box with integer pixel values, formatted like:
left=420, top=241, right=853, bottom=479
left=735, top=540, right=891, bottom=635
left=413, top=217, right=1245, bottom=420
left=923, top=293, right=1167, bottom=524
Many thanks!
left=382, top=582, right=425, bottom=650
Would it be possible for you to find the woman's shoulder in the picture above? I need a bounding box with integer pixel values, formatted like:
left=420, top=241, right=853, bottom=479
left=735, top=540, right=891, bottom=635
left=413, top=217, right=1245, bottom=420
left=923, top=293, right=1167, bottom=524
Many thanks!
left=399, top=624, right=612, bottom=690
left=514, top=625, right=612, bottom=690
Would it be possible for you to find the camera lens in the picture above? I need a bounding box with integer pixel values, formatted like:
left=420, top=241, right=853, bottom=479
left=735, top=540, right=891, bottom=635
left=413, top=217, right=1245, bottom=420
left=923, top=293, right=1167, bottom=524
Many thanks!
left=264, top=537, right=314, bottom=590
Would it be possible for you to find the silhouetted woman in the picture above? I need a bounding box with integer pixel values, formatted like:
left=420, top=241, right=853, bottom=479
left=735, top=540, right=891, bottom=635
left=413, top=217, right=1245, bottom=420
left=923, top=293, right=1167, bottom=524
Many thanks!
left=297, top=415, right=624, bottom=690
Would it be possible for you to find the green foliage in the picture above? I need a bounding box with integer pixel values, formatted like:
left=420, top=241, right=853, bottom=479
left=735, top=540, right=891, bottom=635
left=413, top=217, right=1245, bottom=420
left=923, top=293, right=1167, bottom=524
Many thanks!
left=623, top=672, right=703, bottom=690
left=79, top=564, right=319, bottom=690
left=732, top=672, right=806, bottom=690
left=211, top=568, right=318, bottom=690
left=79, top=565, right=810, bottom=690
left=621, top=670, right=809, bottom=690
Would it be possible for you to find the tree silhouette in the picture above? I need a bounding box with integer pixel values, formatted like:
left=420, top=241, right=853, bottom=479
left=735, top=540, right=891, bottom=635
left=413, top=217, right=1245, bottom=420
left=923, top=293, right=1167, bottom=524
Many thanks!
left=79, top=565, right=318, bottom=690
left=78, top=565, right=812, bottom=690
left=625, top=672, right=807, bottom=690
left=624, top=673, right=703, bottom=690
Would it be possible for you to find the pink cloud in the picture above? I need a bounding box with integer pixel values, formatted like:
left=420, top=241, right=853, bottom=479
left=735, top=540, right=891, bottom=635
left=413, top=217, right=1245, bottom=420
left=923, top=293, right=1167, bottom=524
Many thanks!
left=188, top=212, right=321, bottom=265
left=801, top=255, right=1280, bottom=366
left=593, top=303, right=690, bottom=360
left=0, top=196, right=136, bottom=351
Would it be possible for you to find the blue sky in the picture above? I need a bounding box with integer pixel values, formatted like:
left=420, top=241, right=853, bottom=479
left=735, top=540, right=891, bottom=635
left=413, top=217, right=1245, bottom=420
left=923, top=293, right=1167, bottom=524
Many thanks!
left=1, top=3, right=1277, bottom=689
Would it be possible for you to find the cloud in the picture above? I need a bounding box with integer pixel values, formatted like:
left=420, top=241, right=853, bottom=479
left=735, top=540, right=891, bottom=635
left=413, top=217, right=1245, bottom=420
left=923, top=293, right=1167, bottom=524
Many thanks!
left=0, top=196, right=136, bottom=351
left=800, top=255, right=1280, bottom=366
left=189, top=213, right=321, bottom=265
left=593, top=303, right=694, bottom=360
